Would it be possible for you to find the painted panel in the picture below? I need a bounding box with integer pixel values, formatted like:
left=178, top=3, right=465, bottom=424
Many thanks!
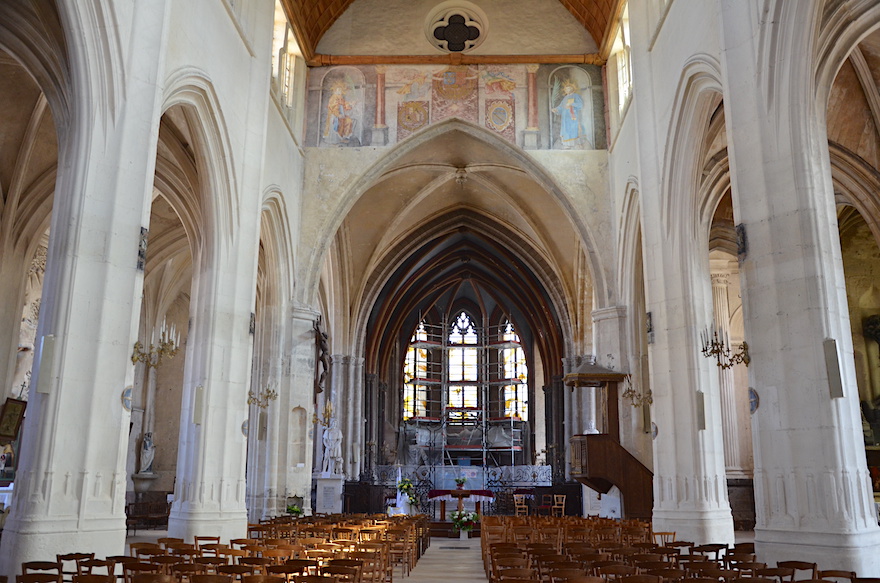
left=305, top=63, right=605, bottom=150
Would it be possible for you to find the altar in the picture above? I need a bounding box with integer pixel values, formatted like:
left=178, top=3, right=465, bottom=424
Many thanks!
left=428, top=489, right=494, bottom=520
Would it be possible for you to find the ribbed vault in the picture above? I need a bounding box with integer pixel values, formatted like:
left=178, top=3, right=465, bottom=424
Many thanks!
left=365, top=211, right=566, bottom=382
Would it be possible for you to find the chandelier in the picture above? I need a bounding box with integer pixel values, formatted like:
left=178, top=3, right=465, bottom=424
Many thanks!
left=247, top=385, right=278, bottom=409
left=313, top=400, right=334, bottom=427
left=701, top=326, right=750, bottom=369
left=621, top=374, right=652, bottom=407
left=131, top=320, right=180, bottom=369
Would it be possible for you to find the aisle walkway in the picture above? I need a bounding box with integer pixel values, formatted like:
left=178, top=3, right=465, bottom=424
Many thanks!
left=409, top=536, right=486, bottom=583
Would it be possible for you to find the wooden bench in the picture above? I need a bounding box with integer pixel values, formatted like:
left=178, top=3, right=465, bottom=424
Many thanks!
left=125, top=501, right=171, bottom=534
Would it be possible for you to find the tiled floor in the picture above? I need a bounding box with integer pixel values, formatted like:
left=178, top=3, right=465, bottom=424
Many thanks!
left=409, top=536, right=486, bottom=583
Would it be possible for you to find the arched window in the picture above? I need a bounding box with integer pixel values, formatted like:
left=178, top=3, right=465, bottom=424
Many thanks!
left=448, top=312, right=480, bottom=419
left=499, top=320, right=528, bottom=419
left=402, top=322, right=430, bottom=420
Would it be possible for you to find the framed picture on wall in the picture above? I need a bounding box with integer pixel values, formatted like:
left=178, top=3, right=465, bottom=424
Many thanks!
left=0, top=398, right=26, bottom=444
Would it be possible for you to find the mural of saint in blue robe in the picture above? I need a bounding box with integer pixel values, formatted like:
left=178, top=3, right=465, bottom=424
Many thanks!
left=552, top=86, right=585, bottom=147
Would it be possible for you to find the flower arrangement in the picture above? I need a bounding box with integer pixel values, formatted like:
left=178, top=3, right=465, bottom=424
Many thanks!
left=286, top=504, right=302, bottom=517
left=450, top=510, right=479, bottom=531
left=454, top=477, right=467, bottom=486
left=397, top=477, right=418, bottom=506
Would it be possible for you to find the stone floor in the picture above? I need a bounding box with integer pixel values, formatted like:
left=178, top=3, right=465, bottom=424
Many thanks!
left=410, top=536, right=486, bottom=583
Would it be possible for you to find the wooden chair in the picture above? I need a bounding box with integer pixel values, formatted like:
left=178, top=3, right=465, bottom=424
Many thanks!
left=497, top=568, right=536, bottom=582
left=281, top=560, right=320, bottom=577
left=562, top=577, right=604, bottom=583
left=756, top=567, right=796, bottom=583
left=191, top=577, right=233, bottom=583
left=263, top=567, right=302, bottom=583
left=194, top=558, right=229, bottom=574
left=702, top=568, right=741, bottom=582
left=618, top=576, right=662, bottom=583
left=651, top=533, right=675, bottom=546
left=241, top=578, right=285, bottom=583
left=196, top=537, right=223, bottom=551
left=122, top=562, right=161, bottom=583
left=129, top=543, right=163, bottom=557
left=817, top=572, right=856, bottom=583
left=646, top=568, right=686, bottom=583
left=218, top=566, right=258, bottom=581
left=550, top=568, right=587, bottom=583
left=130, top=576, right=176, bottom=583
left=17, top=576, right=62, bottom=583
left=201, top=544, right=231, bottom=559
left=327, top=560, right=363, bottom=583
left=240, top=559, right=274, bottom=575
left=321, top=566, right=359, bottom=583
left=778, top=562, right=818, bottom=581
left=23, top=564, right=62, bottom=576
left=73, top=576, right=114, bottom=583
left=219, top=549, right=249, bottom=564
left=691, top=544, right=726, bottom=563
left=596, top=565, right=638, bottom=581
left=158, top=539, right=185, bottom=552
left=171, top=564, right=205, bottom=583
left=77, top=561, right=116, bottom=577
left=536, top=495, right=553, bottom=515
left=551, top=495, right=566, bottom=517
left=149, top=557, right=183, bottom=576
left=735, top=562, right=769, bottom=577
left=59, top=554, right=95, bottom=583
left=513, top=494, right=529, bottom=517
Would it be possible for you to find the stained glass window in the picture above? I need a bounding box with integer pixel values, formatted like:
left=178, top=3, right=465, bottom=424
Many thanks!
left=500, top=321, right=528, bottom=419
left=402, top=323, right=429, bottom=419
left=448, top=312, right=479, bottom=419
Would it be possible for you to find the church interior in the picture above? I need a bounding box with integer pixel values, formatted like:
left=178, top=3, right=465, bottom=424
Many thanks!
left=2, top=0, right=880, bottom=577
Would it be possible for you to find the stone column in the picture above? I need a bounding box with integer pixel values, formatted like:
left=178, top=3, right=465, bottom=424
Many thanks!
left=523, top=64, right=541, bottom=150
left=0, top=0, right=172, bottom=573
left=372, top=66, right=388, bottom=146
left=710, top=267, right=745, bottom=477
left=625, top=1, right=734, bottom=545
left=719, top=0, right=880, bottom=571
left=283, top=305, right=320, bottom=514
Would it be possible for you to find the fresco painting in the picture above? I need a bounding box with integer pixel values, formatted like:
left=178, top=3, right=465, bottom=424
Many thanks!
left=307, top=63, right=604, bottom=149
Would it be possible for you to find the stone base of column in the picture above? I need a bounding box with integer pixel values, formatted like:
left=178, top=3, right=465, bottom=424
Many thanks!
left=652, top=507, right=734, bottom=546
left=0, top=518, right=125, bottom=579
left=522, top=129, right=541, bottom=150
left=167, top=507, right=247, bottom=543
left=371, top=126, right=388, bottom=146
left=315, top=474, right=344, bottom=514
left=756, top=528, right=880, bottom=575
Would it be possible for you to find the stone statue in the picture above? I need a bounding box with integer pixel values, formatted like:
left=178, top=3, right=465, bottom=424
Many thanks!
left=321, top=418, right=343, bottom=475
left=140, top=432, right=156, bottom=474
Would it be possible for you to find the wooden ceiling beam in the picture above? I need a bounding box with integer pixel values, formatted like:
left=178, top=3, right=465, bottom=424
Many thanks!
left=306, top=52, right=605, bottom=67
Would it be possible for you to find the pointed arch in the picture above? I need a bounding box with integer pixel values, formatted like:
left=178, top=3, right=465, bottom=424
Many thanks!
left=815, top=0, right=880, bottom=108
left=661, top=54, right=724, bottom=249
left=162, top=68, right=239, bottom=260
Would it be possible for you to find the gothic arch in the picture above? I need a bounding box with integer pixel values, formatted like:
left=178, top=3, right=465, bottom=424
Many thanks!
left=661, top=54, right=724, bottom=249
left=815, top=0, right=880, bottom=108
left=359, top=209, right=571, bottom=378
left=0, top=0, right=72, bottom=131
left=829, top=143, right=880, bottom=245
left=162, top=68, right=239, bottom=260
